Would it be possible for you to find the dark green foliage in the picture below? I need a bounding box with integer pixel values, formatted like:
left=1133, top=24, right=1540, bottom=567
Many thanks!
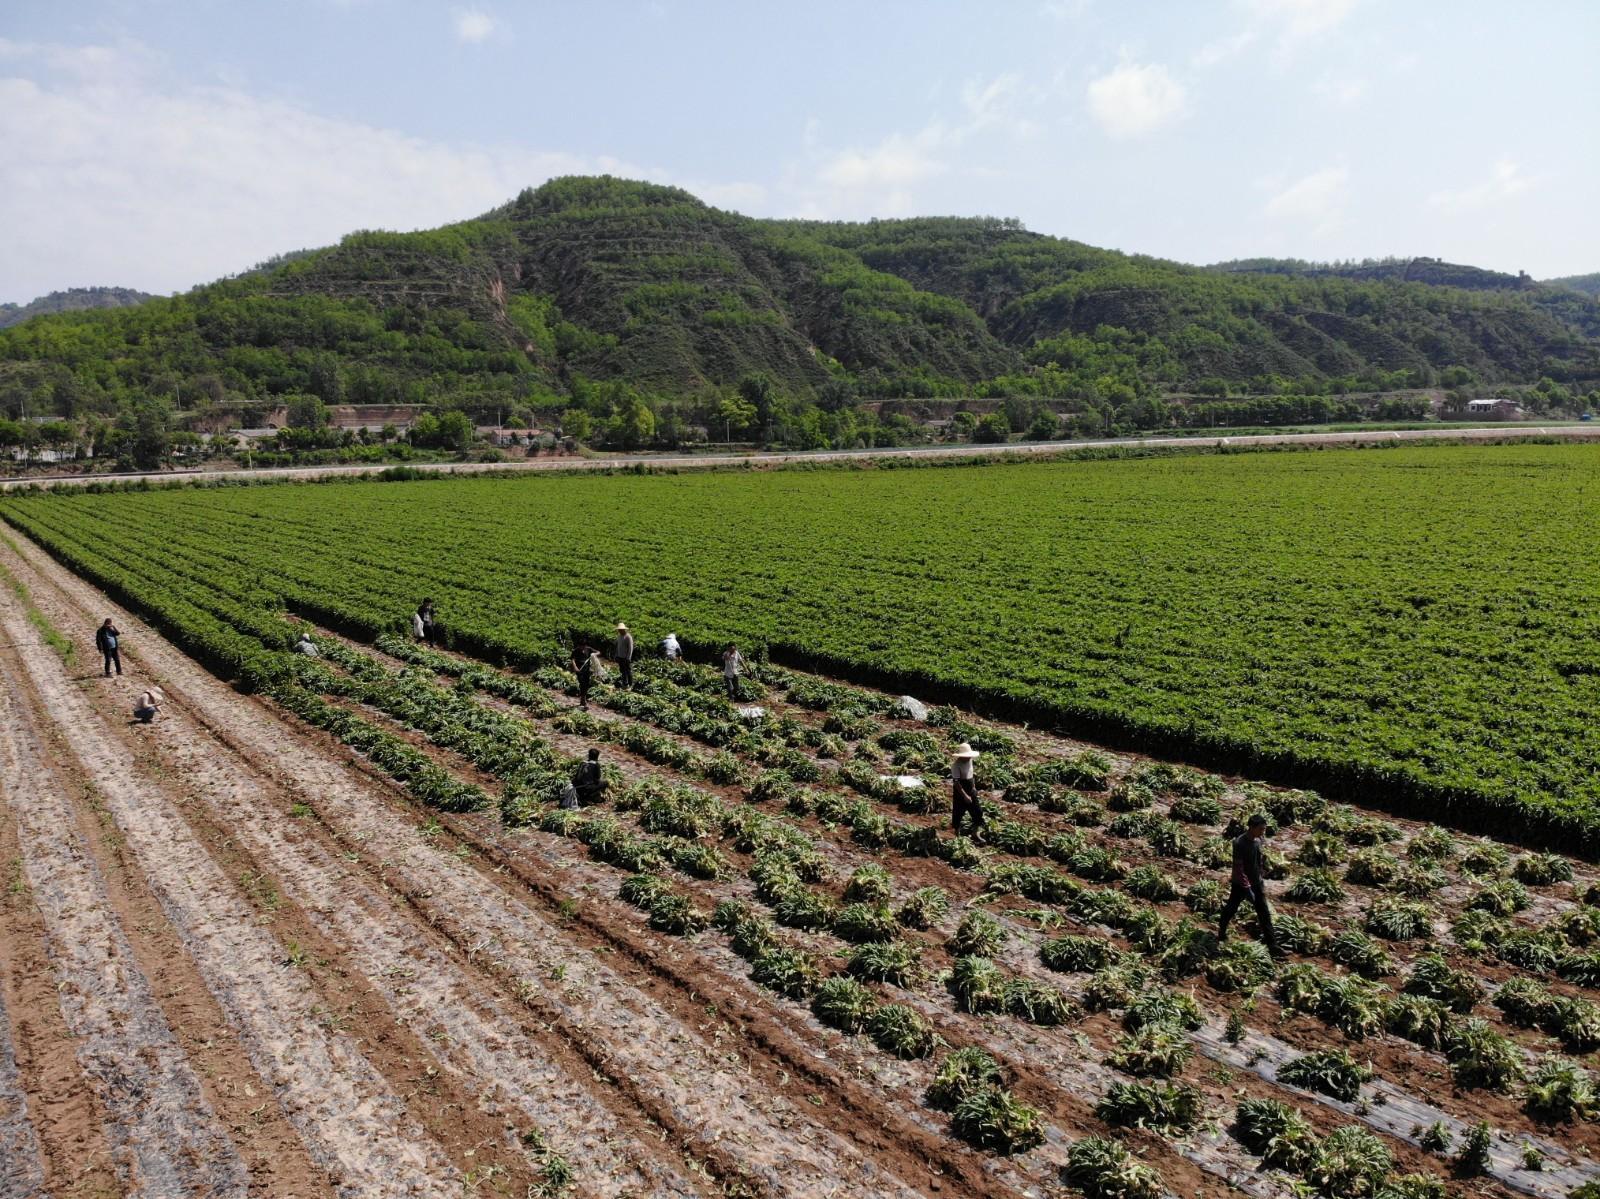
left=1003, top=977, right=1078, bottom=1026
left=1327, top=928, right=1397, bottom=978
left=811, top=976, right=878, bottom=1032
left=895, top=885, right=949, bottom=929
left=1206, top=940, right=1276, bottom=992
left=866, top=1003, right=939, bottom=1059
left=1444, top=1018, right=1524, bottom=1091
left=1286, top=867, right=1345, bottom=903
left=1041, top=934, right=1121, bottom=974
left=1364, top=898, right=1435, bottom=941
left=948, top=909, right=1007, bottom=957
left=1096, top=1081, right=1202, bottom=1133
left=926, top=1046, right=1001, bottom=1110
left=1063, top=1136, right=1164, bottom=1199
left=749, top=947, right=820, bottom=999
left=1383, top=994, right=1453, bottom=1049
left=949, top=955, right=1008, bottom=1014
left=1469, top=878, right=1530, bottom=915
left=1307, top=1126, right=1392, bottom=1197
left=1107, top=1026, right=1194, bottom=1077
left=950, top=1085, right=1045, bottom=1155
left=1123, top=864, right=1180, bottom=902
left=1454, top=1120, right=1492, bottom=1176
left=1233, top=1097, right=1319, bottom=1172
left=833, top=902, right=898, bottom=944
left=1522, top=1054, right=1599, bottom=1122
left=848, top=940, right=920, bottom=985
left=1403, top=953, right=1482, bottom=1013
left=1515, top=852, right=1574, bottom=886
left=1276, top=1049, right=1372, bottom=1102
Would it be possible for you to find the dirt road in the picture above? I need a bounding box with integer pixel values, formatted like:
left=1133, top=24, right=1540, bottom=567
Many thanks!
left=4, top=422, right=1597, bottom=492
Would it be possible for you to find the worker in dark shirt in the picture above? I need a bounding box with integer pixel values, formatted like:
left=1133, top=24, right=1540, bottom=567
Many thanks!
left=1218, top=813, right=1282, bottom=957
left=575, top=748, right=606, bottom=806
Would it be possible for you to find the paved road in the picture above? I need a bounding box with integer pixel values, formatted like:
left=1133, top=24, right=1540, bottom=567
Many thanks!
left=5, top=423, right=1599, bottom=491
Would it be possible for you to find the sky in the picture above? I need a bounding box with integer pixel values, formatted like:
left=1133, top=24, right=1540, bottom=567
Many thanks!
left=2, top=0, right=1596, bottom=300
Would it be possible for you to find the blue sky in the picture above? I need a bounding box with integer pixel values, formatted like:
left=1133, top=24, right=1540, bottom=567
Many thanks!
left=2, top=0, right=1596, bottom=299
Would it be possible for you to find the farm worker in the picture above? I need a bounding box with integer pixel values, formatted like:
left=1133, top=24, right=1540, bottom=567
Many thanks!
left=415, top=599, right=437, bottom=644
left=575, top=747, right=607, bottom=806
left=662, top=632, right=681, bottom=661
left=294, top=632, right=319, bottom=657
left=950, top=742, right=985, bottom=840
left=571, top=642, right=598, bottom=710
left=614, top=623, right=635, bottom=689
left=133, top=686, right=165, bottom=724
left=721, top=643, right=744, bottom=699
left=1218, top=813, right=1282, bottom=957
left=96, top=618, right=122, bottom=677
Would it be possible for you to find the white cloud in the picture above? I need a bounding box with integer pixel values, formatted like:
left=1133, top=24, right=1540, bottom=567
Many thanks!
left=1086, top=61, right=1186, bottom=139
left=1427, top=159, right=1536, bottom=212
left=1313, top=73, right=1367, bottom=106
left=0, top=39, right=764, bottom=297
left=453, top=8, right=496, bottom=44
left=1192, top=30, right=1257, bottom=67
left=818, top=130, right=947, bottom=191
left=1239, top=0, right=1359, bottom=42
left=1264, top=165, right=1349, bottom=233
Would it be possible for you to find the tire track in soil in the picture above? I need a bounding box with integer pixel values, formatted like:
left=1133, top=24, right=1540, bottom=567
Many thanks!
left=0, top=792, right=120, bottom=1198
left=0, top=594, right=462, bottom=1198
left=0, top=656, right=251, bottom=1198
left=1, top=532, right=945, bottom=1199
left=0, top=928, right=47, bottom=1199
left=80, top=661, right=710, bottom=1198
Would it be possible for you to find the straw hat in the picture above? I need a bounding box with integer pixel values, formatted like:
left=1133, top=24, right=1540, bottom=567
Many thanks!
left=615, top=622, right=629, bottom=631
left=952, top=742, right=980, bottom=759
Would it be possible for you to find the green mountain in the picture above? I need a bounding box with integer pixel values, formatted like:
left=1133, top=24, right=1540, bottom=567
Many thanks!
left=1549, top=273, right=1600, bottom=299
left=0, top=286, right=155, bottom=330
left=1, top=177, right=1596, bottom=426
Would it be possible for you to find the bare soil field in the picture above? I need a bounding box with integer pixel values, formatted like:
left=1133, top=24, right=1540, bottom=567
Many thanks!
left=3, top=524, right=1600, bottom=1198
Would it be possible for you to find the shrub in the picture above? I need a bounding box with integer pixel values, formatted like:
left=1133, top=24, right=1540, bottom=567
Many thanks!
left=1454, top=1120, right=1492, bottom=1176
left=1123, top=987, right=1204, bottom=1032
left=1233, top=1097, right=1319, bottom=1172
left=1318, top=972, right=1389, bottom=1040
left=986, top=819, right=1045, bottom=857
left=1469, top=878, right=1530, bottom=916
left=1063, top=1136, right=1164, bottom=1199
left=1041, top=934, right=1121, bottom=974
left=1206, top=940, right=1276, bottom=992
left=1307, top=1126, right=1391, bottom=1198
left=1383, top=994, right=1452, bottom=1049
left=1451, top=908, right=1508, bottom=955
left=1108, top=781, right=1154, bottom=811
left=1415, top=1120, right=1452, bottom=1152
left=1151, top=919, right=1217, bottom=980
left=833, top=902, right=898, bottom=944
left=1296, top=833, right=1348, bottom=866
left=948, top=909, right=1008, bottom=957
left=1003, top=977, right=1077, bottom=1026
left=1445, top=1018, right=1524, bottom=1091
left=925, top=1045, right=1001, bottom=1110
left=1273, top=913, right=1331, bottom=955
left=1070, top=845, right=1126, bottom=882
left=1405, top=825, right=1456, bottom=861
left=1558, top=948, right=1600, bottom=987
left=895, top=886, right=949, bottom=929
left=866, top=1003, right=938, bottom=1059
left=1167, top=793, right=1223, bottom=825
left=1460, top=842, right=1510, bottom=877
left=1495, top=976, right=1560, bottom=1028
left=1183, top=879, right=1225, bottom=917
left=1124, top=864, right=1180, bottom=902
left=773, top=888, right=834, bottom=931
left=843, top=863, right=893, bottom=902
left=1345, top=848, right=1401, bottom=887
left=951, top=1085, right=1045, bottom=1155
left=811, top=976, right=878, bottom=1032
left=1346, top=817, right=1403, bottom=847
left=1327, top=928, right=1396, bottom=978
left=1096, top=1080, right=1203, bottom=1133
left=1514, top=852, right=1574, bottom=886
left=1287, top=867, right=1346, bottom=904
left=1387, top=862, right=1447, bottom=898
left=1107, top=1026, right=1193, bottom=1078
left=750, top=948, right=820, bottom=999
left=848, top=940, right=920, bottom=986
left=1195, top=836, right=1233, bottom=870
left=1498, top=929, right=1566, bottom=973
left=1084, top=964, right=1151, bottom=1012
left=1364, top=898, right=1435, bottom=941
left=1277, top=1049, right=1371, bottom=1102
left=950, top=955, right=1009, bottom=1014
left=1523, top=1054, right=1599, bottom=1122
left=1402, top=953, right=1479, bottom=1010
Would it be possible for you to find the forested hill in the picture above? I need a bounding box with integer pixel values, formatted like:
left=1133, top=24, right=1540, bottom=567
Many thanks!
left=2, top=176, right=1597, bottom=422
left=1549, top=273, right=1600, bottom=299
left=0, top=286, right=155, bottom=330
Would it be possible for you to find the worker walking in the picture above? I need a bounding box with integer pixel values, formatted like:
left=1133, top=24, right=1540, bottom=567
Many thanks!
left=950, top=742, right=985, bottom=840
left=1218, top=813, right=1282, bottom=957
left=614, top=623, right=635, bottom=689
left=96, top=618, right=122, bottom=677
left=721, top=643, right=744, bottom=699
left=571, top=642, right=598, bottom=710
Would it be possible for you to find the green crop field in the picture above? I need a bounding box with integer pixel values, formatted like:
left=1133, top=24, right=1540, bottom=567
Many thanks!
left=6, top=441, right=1600, bottom=849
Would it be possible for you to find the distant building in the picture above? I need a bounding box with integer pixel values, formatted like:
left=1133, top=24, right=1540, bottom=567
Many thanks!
left=1465, top=397, right=1523, bottom=420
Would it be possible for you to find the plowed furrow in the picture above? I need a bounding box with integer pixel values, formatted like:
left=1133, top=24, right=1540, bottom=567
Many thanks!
left=2, top=532, right=936, bottom=1199
left=0, top=667, right=249, bottom=1198
left=0, top=601, right=461, bottom=1198
left=0, top=980, right=46, bottom=1199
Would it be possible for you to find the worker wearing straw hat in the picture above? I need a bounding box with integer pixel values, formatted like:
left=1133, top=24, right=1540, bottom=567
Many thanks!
left=951, top=742, right=985, bottom=841
left=614, top=622, right=635, bottom=689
